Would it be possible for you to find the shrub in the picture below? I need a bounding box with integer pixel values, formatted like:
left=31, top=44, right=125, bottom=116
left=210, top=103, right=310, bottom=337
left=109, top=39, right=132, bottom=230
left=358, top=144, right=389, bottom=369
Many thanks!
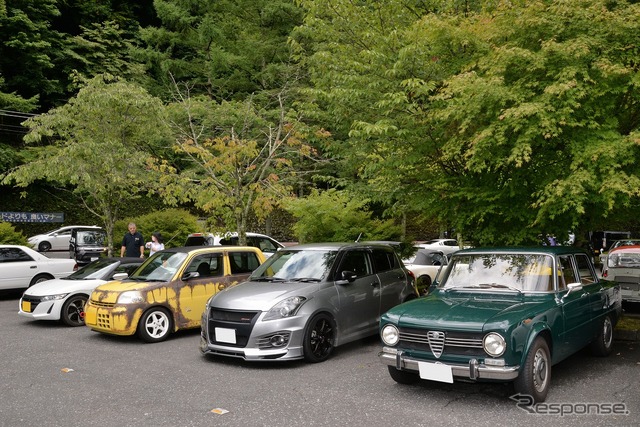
left=0, top=222, right=29, bottom=245
left=113, top=209, right=199, bottom=253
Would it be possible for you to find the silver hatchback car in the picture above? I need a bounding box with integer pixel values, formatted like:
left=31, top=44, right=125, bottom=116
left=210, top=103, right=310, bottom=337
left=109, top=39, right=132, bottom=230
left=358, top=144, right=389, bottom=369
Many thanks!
left=199, top=242, right=417, bottom=362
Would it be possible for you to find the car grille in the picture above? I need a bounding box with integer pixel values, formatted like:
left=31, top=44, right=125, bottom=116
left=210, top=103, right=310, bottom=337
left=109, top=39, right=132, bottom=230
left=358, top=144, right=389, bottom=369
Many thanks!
left=207, top=308, right=261, bottom=348
left=399, top=328, right=485, bottom=357
left=89, top=300, right=115, bottom=308
left=21, top=295, right=41, bottom=311
left=94, top=312, right=112, bottom=329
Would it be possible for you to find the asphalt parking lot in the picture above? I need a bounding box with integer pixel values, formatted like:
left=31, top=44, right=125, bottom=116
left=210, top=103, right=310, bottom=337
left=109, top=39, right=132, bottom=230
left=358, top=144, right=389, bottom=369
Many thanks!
left=1, top=290, right=639, bottom=427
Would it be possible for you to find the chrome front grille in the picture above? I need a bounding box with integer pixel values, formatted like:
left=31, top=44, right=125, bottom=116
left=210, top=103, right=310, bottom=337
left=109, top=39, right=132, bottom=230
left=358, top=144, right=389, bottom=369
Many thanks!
left=399, top=329, right=484, bottom=357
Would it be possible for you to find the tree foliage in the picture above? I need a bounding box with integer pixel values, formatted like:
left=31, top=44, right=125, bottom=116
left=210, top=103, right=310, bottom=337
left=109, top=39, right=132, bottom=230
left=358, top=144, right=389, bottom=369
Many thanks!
left=296, top=0, right=640, bottom=245
left=158, top=80, right=322, bottom=244
left=283, top=188, right=401, bottom=243
left=2, top=74, right=171, bottom=254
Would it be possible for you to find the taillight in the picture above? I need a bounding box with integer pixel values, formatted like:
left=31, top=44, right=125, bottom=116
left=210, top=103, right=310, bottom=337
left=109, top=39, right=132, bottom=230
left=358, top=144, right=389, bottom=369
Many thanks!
left=73, top=263, right=79, bottom=271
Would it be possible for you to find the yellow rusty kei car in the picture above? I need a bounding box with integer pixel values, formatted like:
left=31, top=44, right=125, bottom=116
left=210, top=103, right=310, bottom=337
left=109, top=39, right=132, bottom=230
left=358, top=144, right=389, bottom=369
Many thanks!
left=84, top=246, right=265, bottom=342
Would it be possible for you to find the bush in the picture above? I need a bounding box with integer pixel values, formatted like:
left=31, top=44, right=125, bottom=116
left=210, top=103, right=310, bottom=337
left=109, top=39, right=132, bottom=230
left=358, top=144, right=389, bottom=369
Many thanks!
left=0, top=222, right=29, bottom=245
left=113, top=209, right=199, bottom=253
left=282, top=189, right=401, bottom=243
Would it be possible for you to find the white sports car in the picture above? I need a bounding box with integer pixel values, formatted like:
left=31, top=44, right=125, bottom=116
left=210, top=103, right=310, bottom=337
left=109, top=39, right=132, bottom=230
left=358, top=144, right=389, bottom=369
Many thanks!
left=19, top=257, right=143, bottom=326
left=403, top=249, right=449, bottom=294
left=0, top=245, right=77, bottom=290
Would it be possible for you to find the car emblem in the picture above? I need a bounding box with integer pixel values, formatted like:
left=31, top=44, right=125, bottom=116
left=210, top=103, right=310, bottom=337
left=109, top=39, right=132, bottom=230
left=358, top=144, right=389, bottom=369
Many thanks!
left=427, top=331, right=445, bottom=358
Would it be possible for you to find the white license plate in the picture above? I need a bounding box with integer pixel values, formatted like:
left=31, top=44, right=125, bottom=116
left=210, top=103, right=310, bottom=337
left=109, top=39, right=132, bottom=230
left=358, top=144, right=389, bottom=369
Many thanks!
left=418, top=361, right=454, bottom=383
left=215, top=327, right=237, bottom=344
left=91, top=257, right=98, bottom=261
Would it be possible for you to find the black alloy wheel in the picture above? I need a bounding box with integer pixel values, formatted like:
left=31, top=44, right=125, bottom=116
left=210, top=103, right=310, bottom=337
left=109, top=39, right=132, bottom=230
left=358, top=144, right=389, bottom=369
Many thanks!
left=303, top=313, right=336, bottom=363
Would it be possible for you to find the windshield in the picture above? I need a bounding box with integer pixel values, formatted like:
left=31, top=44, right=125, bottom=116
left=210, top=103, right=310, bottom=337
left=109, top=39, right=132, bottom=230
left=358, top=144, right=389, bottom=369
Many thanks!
left=250, top=249, right=338, bottom=282
left=608, top=252, right=640, bottom=268
left=130, top=252, right=188, bottom=282
left=67, top=259, right=118, bottom=280
left=440, top=253, right=555, bottom=292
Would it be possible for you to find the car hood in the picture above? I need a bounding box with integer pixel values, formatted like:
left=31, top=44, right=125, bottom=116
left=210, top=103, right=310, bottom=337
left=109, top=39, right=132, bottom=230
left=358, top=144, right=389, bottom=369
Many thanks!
left=23, top=278, right=107, bottom=297
left=386, top=292, right=548, bottom=332
left=211, top=280, right=319, bottom=311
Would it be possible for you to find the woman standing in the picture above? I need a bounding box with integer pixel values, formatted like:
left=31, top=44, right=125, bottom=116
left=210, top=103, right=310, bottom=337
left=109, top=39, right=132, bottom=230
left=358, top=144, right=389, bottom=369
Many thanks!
left=146, top=232, right=165, bottom=255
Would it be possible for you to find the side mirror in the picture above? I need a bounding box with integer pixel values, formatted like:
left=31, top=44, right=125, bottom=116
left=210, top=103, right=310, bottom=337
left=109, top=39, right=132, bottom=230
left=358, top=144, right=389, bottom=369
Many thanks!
left=112, top=272, right=128, bottom=281
left=336, top=270, right=357, bottom=285
left=561, top=282, right=583, bottom=303
left=182, top=271, right=200, bottom=281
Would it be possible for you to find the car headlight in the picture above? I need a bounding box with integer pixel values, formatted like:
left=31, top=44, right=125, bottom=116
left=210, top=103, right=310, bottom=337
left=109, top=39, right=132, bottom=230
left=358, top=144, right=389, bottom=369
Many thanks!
left=40, top=293, right=69, bottom=302
left=263, top=296, right=307, bottom=321
left=117, top=291, right=145, bottom=304
left=483, top=332, right=506, bottom=357
left=381, top=324, right=400, bottom=346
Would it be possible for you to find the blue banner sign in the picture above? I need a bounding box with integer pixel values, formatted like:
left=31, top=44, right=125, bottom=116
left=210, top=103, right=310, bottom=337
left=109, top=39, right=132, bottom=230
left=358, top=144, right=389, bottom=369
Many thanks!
left=0, top=212, right=64, bottom=223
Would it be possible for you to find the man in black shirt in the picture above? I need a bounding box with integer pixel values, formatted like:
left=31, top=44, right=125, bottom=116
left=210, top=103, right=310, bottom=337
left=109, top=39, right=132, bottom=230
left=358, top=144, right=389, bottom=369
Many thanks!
left=121, top=222, right=145, bottom=258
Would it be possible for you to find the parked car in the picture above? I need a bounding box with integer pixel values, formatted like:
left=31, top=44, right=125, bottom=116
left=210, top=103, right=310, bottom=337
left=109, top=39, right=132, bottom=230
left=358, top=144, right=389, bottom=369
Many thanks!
left=379, top=246, right=621, bottom=403
left=69, top=227, right=108, bottom=266
left=403, top=249, right=448, bottom=295
left=604, top=245, right=640, bottom=302
left=199, top=243, right=417, bottom=363
left=600, top=238, right=640, bottom=275
left=0, top=245, right=77, bottom=290
left=415, top=238, right=461, bottom=254
left=185, top=232, right=284, bottom=257
left=18, top=257, right=143, bottom=326
left=84, top=246, right=266, bottom=342
left=27, top=225, right=103, bottom=252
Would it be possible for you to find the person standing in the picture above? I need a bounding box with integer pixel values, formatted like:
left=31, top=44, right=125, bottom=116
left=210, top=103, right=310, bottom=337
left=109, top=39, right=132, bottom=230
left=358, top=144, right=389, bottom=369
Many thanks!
left=121, top=222, right=145, bottom=258
left=145, top=232, right=164, bottom=256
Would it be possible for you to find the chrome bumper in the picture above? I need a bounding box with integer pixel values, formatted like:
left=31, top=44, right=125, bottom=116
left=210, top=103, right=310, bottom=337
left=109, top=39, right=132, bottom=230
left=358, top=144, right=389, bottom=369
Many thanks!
left=379, top=347, right=520, bottom=381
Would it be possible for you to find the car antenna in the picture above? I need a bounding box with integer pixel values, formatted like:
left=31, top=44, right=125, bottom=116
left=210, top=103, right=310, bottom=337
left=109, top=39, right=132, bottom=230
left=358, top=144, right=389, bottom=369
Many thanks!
left=355, top=232, right=362, bottom=243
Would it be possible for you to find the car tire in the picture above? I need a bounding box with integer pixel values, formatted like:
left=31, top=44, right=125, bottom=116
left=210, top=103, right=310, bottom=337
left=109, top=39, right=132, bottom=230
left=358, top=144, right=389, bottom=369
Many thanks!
left=29, top=274, right=53, bottom=287
left=590, top=315, right=614, bottom=357
left=61, top=294, right=88, bottom=327
left=302, top=313, right=335, bottom=363
left=387, top=366, right=419, bottom=385
left=137, top=308, right=172, bottom=343
left=38, top=241, right=52, bottom=252
left=514, top=336, right=551, bottom=403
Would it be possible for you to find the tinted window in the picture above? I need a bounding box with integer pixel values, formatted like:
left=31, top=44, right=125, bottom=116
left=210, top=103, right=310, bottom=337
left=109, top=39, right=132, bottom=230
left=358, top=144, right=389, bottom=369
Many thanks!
left=338, top=250, right=372, bottom=277
left=187, top=253, right=224, bottom=278
left=0, top=247, right=33, bottom=262
left=371, top=249, right=400, bottom=273
left=229, top=251, right=261, bottom=274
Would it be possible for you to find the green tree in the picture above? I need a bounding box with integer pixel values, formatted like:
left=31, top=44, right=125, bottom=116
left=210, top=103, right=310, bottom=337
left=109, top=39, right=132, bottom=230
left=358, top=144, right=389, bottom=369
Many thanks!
left=296, top=0, right=640, bottom=245
left=283, top=189, right=401, bottom=243
left=158, top=81, right=322, bottom=245
left=0, top=221, right=28, bottom=245
left=135, top=0, right=303, bottom=101
left=2, top=74, right=172, bottom=255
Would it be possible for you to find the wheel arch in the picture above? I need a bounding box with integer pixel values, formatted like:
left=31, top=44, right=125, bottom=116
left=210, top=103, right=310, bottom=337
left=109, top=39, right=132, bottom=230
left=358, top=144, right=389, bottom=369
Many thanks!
left=520, top=324, right=553, bottom=367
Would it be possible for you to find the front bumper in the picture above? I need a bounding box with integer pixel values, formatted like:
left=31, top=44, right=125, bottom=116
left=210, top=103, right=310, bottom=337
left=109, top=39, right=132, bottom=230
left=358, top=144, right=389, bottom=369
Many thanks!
left=200, top=312, right=308, bottom=361
left=379, top=346, right=520, bottom=381
left=18, top=297, right=63, bottom=321
left=83, top=302, right=140, bottom=336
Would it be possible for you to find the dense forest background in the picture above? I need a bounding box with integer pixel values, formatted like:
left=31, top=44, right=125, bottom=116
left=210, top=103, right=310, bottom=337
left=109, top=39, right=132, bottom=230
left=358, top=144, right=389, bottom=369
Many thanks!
left=1, top=0, right=639, bottom=248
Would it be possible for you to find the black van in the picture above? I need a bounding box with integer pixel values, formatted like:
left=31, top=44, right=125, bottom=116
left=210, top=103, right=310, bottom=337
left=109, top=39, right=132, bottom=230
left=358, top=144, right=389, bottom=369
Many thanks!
left=69, top=227, right=107, bottom=266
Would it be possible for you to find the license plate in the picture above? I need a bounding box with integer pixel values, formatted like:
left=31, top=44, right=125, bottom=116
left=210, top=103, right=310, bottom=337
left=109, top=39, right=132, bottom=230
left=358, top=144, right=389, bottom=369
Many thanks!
left=215, top=327, right=237, bottom=344
left=91, top=257, right=98, bottom=261
left=418, top=361, right=454, bottom=383
left=84, top=307, right=97, bottom=325
left=22, top=301, right=31, bottom=313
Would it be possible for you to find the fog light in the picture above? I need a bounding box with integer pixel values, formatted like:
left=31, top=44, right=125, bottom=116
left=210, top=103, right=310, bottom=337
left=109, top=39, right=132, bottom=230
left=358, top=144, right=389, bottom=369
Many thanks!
left=270, top=334, right=287, bottom=347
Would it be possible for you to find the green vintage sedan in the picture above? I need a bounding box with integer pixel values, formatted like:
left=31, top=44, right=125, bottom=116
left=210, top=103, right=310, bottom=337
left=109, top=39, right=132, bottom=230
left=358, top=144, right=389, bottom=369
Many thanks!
left=379, top=246, right=621, bottom=403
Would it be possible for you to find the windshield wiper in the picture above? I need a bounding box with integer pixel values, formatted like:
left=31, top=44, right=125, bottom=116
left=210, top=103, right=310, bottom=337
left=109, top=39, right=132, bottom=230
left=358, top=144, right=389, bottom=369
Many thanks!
left=481, top=283, right=523, bottom=293
left=252, top=277, right=286, bottom=282
left=290, top=277, right=321, bottom=282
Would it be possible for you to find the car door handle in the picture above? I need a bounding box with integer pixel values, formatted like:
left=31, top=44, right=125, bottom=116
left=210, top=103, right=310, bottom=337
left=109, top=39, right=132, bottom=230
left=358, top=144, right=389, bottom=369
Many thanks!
left=30, top=266, right=37, bottom=269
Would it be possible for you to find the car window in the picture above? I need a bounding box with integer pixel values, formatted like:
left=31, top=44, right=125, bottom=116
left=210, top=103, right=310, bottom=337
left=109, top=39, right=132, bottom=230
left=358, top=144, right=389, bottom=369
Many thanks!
left=558, top=256, right=577, bottom=289
left=186, top=253, right=224, bottom=278
left=254, top=237, right=278, bottom=252
left=338, top=250, right=372, bottom=277
left=0, top=247, right=33, bottom=262
left=229, top=251, right=261, bottom=274
left=371, top=249, right=400, bottom=273
left=575, top=254, right=596, bottom=284
left=444, top=240, right=457, bottom=246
